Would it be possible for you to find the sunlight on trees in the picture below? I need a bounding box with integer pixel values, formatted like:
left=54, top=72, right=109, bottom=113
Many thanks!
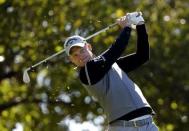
left=0, top=0, right=189, bottom=130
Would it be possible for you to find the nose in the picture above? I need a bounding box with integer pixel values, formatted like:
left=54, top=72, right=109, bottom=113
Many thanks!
left=75, top=53, right=85, bottom=61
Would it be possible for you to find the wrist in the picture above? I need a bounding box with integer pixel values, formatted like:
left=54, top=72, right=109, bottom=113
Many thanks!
left=125, top=24, right=131, bottom=28
left=137, top=21, right=145, bottom=25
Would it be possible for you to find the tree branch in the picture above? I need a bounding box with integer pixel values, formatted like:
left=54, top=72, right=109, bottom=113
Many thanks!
left=0, top=97, right=72, bottom=113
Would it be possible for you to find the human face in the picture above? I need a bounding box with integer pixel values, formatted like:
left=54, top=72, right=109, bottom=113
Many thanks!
left=69, top=44, right=93, bottom=67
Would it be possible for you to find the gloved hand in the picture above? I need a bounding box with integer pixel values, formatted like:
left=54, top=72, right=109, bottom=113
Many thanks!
left=126, top=12, right=145, bottom=25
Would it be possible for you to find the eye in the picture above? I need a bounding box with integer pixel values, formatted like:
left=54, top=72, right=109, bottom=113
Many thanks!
left=71, top=53, right=78, bottom=58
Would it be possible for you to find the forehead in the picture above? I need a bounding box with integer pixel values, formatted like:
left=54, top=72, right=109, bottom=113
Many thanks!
left=69, top=46, right=83, bottom=55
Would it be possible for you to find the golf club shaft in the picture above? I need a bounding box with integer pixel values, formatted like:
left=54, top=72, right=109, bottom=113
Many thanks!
left=27, top=49, right=65, bottom=71
left=26, top=22, right=117, bottom=71
left=85, top=22, right=117, bottom=40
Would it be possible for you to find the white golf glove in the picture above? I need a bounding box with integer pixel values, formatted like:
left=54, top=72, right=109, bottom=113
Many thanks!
left=126, top=12, right=144, bottom=25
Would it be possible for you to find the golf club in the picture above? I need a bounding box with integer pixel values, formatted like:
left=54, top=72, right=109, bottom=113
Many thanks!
left=23, top=22, right=117, bottom=83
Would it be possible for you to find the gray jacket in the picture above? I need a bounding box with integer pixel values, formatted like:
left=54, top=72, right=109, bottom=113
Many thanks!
left=84, top=63, right=151, bottom=122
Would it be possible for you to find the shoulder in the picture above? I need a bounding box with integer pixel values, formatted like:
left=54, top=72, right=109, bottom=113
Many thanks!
left=79, top=67, right=88, bottom=85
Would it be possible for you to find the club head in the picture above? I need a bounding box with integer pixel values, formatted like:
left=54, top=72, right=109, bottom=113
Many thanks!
left=23, top=68, right=30, bottom=83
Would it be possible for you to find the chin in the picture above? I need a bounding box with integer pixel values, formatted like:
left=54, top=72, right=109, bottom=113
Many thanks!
left=78, top=64, right=85, bottom=67
left=81, top=62, right=87, bottom=67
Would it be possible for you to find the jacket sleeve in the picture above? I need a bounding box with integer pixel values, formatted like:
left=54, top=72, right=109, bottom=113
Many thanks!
left=79, top=27, right=132, bottom=85
left=116, top=24, right=150, bottom=73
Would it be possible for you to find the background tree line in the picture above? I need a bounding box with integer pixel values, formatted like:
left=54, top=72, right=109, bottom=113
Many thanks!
left=0, top=0, right=189, bottom=130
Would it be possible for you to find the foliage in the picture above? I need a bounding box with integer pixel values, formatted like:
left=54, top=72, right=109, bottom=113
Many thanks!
left=0, top=0, right=189, bottom=131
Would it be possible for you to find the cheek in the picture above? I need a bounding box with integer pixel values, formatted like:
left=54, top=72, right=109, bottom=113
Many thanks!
left=69, top=57, right=77, bottom=64
left=69, top=57, right=81, bottom=65
left=71, top=58, right=79, bottom=64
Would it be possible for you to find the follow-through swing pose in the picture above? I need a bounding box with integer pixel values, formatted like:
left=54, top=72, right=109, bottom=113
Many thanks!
left=64, top=12, right=158, bottom=131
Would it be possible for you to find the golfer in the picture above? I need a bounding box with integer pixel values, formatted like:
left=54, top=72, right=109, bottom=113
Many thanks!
left=64, top=12, right=158, bottom=131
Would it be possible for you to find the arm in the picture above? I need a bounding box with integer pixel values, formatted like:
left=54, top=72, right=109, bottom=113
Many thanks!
left=100, top=27, right=131, bottom=66
left=80, top=26, right=132, bottom=85
left=116, top=24, right=150, bottom=73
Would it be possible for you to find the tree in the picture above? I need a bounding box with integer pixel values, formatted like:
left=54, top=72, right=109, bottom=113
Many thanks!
left=0, top=0, right=188, bottom=130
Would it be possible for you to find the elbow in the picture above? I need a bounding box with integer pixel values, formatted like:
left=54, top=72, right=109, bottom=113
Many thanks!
left=148, top=49, right=150, bottom=61
left=147, top=52, right=150, bottom=61
left=143, top=57, right=149, bottom=64
left=145, top=52, right=150, bottom=62
left=140, top=53, right=150, bottom=64
left=144, top=48, right=150, bottom=62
